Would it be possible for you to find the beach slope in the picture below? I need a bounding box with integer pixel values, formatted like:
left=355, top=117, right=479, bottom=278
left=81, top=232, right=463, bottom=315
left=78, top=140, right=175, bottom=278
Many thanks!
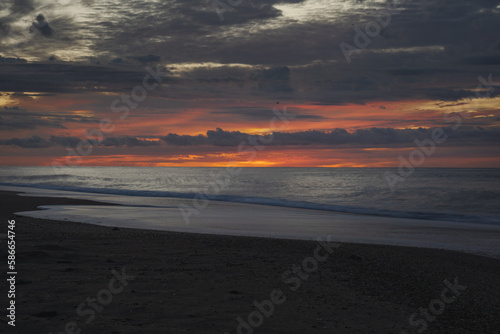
left=1, top=191, right=499, bottom=334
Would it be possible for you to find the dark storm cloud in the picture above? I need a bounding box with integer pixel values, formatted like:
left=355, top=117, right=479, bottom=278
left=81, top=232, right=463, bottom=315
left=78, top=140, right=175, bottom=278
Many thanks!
left=0, top=117, right=65, bottom=130
left=11, top=0, right=34, bottom=14
left=30, top=13, right=53, bottom=37
left=205, top=128, right=248, bottom=146
left=179, top=65, right=294, bottom=95
left=5, top=0, right=500, bottom=66
left=159, top=0, right=301, bottom=26
left=1, top=0, right=500, bottom=104
left=0, top=135, right=162, bottom=148
left=423, top=89, right=478, bottom=102
left=254, top=66, right=293, bottom=93
left=257, top=66, right=290, bottom=81
left=0, top=58, right=298, bottom=100
left=136, top=55, right=161, bottom=64
left=160, top=65, right=298, bottom=99
left=160, top=127, right=500, bottom=147
left=387, top=68, right=460, bottom=76
left=189, top=1, right=281, bottom=25
left=0, top=62, right=163, bottom=93
left=160, top=128, right=249, bottom=147
left=49, top=135, right=81, bottom=148
left=0, top=135, right=51, bottom=148
left=0, top=106, right=100, bottom=130
left=3, top=127, right=499, bottom=149
left=100, top=136, right=161, bottom=147
left=463, top=55, right=500, bottom=65
left=86, top=0, right=306, bottom=66
left=0, top=55, right=27, bottom=63
left=160, top=133, right=207, bottom=146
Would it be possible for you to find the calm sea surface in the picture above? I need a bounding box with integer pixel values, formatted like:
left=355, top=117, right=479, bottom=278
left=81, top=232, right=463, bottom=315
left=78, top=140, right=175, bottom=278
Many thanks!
left=1, top=167, right=499, bottom=225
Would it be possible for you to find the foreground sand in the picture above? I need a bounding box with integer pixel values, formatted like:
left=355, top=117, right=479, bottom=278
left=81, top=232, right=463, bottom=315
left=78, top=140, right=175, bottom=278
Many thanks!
left=1, top=191, right=499, bottom=334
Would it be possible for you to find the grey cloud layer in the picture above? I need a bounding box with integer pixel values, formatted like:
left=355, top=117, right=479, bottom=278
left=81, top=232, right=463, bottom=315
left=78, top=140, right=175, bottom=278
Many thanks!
left=160, top=127, right=500, bottom=147
left=0, top=0, right=499, bottom=104
left=0, top=106, right=101, bottom=129
left=2, top=127, right=499, bottom=149
left=0, top=61, right=163, bottom=93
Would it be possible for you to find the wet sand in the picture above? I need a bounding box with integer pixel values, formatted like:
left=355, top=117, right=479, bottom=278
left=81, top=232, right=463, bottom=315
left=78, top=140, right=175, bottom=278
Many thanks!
left=1, top=190, right=499, bottom=333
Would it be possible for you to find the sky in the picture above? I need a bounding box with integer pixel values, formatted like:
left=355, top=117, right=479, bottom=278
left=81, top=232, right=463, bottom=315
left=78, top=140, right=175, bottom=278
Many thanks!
left=0, top=0, right=499, bottom=167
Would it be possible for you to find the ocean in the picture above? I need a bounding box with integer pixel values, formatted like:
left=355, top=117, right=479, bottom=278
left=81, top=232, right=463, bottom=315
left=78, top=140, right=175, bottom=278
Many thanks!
left=3, top=166, right=500, bottom=257
left=1, top=166, right=499, bottom=225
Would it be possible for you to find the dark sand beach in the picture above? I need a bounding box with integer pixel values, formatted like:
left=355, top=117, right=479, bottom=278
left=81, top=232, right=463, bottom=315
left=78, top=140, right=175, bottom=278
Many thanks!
left=1, top=190, right=499, bottom=334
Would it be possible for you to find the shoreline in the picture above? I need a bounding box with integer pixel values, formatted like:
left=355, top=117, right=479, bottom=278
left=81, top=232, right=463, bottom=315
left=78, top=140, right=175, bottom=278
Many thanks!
left=3, top=182, right=498, bottom=226
left=1, top=190, right=500, bottom=333
left=6, top=185, right=500, bottom=259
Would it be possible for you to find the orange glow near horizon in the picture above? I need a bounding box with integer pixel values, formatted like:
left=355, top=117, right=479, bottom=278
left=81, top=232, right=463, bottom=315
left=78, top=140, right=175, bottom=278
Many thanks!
left=9, top=145, right=492, bottom=168
left=1, top=93, right=500, bottom=167
left=3, top=93, right=479, bottom=137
